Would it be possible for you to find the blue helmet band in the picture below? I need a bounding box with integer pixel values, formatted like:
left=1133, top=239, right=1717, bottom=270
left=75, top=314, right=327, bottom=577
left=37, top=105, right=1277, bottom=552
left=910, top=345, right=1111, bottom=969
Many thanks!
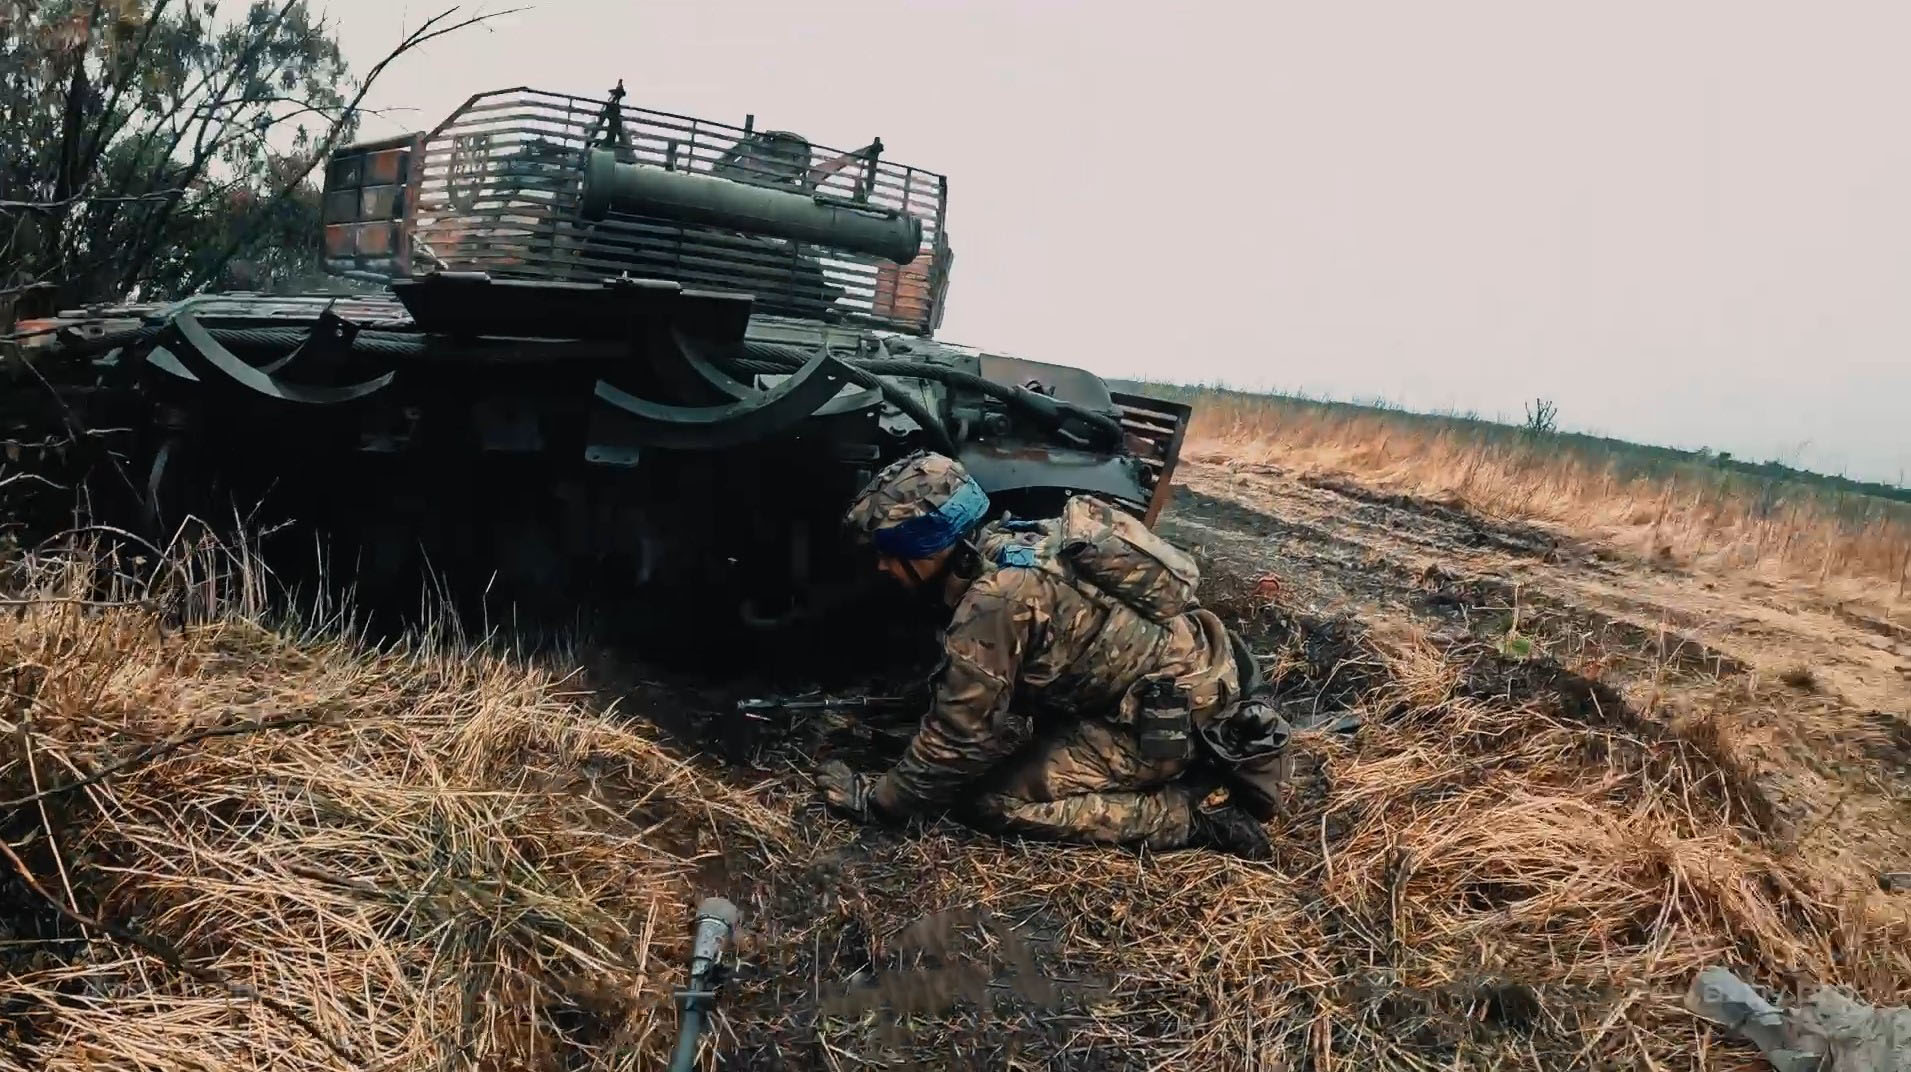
left=871, top=477, right=990, bottom=559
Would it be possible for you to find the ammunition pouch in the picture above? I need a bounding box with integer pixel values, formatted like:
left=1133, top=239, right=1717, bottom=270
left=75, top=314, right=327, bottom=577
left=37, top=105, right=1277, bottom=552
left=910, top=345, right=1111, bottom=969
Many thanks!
left=1196, top=699, right=1293, bottom=821
left=1133, top=675, right=1195, bottom=763
left=1195, top=628, right=1293, bottom=822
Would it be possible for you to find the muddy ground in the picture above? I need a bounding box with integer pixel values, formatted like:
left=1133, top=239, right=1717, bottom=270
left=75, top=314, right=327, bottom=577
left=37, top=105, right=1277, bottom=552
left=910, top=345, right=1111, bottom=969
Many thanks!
left=3, top=451, right=1904, bottom=1069
left=586, top=456, right=1911, bottom=1070
left=1161, top=456, right=1911, bottom=843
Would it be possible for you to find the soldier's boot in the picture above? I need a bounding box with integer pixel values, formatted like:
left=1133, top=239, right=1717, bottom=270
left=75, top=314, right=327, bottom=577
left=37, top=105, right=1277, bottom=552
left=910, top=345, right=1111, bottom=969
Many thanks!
left=1187, top=801, right=1273, bottom=860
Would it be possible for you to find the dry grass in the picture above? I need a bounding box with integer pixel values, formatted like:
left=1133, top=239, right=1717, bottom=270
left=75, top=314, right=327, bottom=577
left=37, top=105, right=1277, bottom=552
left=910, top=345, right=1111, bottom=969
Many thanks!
left=0, top=539, right=793, bottom=1070
left=1, top=537, right=1907, bottom=1070
left=1175, top=389, right=1911, bottom=606
left=756, top=608, right=1911, bottom=1069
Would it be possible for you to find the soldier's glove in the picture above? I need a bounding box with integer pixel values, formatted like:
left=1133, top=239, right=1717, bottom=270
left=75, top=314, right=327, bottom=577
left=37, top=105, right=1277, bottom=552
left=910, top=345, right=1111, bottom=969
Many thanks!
left=814, top=760, right=895, bottom=824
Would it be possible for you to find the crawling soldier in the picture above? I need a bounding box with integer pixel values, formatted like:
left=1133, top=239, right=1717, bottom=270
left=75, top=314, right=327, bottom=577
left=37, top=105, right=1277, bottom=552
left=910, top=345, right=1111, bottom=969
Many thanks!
left=812, top=451, right=1275, bottom=859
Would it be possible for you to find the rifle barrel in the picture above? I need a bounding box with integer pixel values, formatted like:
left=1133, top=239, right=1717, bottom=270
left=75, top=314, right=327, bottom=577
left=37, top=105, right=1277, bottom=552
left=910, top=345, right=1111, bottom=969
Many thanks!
left=735, top=695, right=907, bottom=714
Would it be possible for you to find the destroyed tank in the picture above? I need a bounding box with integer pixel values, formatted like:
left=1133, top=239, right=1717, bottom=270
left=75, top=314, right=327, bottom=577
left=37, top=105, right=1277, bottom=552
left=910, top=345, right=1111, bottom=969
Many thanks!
left=8, top=84, right=1190, bottom=645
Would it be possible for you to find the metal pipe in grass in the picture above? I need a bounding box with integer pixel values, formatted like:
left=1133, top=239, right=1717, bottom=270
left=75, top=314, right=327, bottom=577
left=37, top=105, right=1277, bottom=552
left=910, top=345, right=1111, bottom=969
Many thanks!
left=669, top=896, right=741, bottom=1072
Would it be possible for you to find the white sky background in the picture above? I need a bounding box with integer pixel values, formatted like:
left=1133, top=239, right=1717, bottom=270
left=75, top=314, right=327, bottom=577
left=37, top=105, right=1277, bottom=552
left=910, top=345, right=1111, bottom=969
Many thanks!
left=313, top=0, right=1910, bottom=485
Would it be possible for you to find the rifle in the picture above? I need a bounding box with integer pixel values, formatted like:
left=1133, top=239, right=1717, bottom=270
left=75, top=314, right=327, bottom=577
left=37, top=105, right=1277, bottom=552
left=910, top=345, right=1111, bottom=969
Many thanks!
left=733, top=694, right=911, bottom=719
left=733, top=694, right=918, bottom=745
left=667, top=896, right=740, bottom=1072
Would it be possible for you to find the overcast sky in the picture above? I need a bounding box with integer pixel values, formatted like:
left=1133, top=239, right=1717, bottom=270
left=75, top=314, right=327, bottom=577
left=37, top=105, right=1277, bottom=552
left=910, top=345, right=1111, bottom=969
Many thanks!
left=313, top=0, right=1909, bottom=485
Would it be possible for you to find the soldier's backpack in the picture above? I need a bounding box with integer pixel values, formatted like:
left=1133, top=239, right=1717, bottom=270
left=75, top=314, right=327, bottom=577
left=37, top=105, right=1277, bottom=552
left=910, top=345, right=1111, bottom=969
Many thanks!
left=997, top=494, right=1202, bottom=624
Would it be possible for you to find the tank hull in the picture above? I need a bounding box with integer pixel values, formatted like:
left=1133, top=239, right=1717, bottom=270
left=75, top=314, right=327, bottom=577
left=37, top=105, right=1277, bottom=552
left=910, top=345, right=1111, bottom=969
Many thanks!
left=11, top=276, right=1188, bottom=653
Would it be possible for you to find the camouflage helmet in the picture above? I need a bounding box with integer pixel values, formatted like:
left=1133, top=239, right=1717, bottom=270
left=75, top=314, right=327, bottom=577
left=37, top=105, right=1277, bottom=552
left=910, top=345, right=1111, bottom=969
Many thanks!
left=843, top=451, right=991, bottom=559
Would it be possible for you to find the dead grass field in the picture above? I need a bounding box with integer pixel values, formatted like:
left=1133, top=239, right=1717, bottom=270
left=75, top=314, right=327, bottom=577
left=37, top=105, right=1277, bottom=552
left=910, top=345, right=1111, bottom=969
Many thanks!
left=1168, top=388, right=1911, bottom=616
left=3, top=510, right=1908, bottom=1070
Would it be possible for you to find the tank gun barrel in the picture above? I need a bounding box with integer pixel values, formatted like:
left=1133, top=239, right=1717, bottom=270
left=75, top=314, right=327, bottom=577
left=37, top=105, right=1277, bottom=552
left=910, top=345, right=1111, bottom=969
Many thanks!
left=579, top=148, right=924, bottom=264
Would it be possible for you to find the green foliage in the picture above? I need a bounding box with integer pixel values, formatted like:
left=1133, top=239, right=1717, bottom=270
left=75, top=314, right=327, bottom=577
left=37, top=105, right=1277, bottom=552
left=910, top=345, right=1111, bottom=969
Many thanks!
left=1, top=0, right=357, bottom=319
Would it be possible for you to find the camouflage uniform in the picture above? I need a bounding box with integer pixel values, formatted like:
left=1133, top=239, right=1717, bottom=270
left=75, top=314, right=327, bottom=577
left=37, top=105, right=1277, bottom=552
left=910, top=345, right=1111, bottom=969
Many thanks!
left=840, top=452, right=1249, bottom=853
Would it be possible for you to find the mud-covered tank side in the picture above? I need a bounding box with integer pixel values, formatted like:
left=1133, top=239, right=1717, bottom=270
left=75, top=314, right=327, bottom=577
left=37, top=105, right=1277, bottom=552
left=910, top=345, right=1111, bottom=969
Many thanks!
left=4, top=279, right=1184, bottom=642
left=0, top=82, right=1192, bottom=656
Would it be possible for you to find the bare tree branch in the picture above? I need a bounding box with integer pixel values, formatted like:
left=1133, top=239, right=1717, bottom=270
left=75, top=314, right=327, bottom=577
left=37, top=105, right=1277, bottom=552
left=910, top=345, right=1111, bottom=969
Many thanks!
left=1, top=188, right=184, bottom=212
left=6, top=1, right=495, bottom=306
left=125, top=1, right=299, bottom=191
left=78, top=0, right=177, bottom=175
left=0, top=474, right=68, bottom=496
left=109, top=0, right=305, bottom=286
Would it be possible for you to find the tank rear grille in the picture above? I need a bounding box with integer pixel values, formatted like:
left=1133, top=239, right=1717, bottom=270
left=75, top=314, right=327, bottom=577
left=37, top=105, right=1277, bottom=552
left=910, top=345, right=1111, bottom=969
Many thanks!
left=1110, top=391, right=1192, bottom=527
left=393, top=88, right=949, bottom=335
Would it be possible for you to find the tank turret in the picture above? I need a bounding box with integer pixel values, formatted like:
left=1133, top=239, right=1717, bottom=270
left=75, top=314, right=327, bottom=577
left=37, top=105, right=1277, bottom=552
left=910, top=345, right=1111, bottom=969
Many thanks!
left=319, top=85, right=953, bottom=333
left=577, top=148, right=924, bottom=264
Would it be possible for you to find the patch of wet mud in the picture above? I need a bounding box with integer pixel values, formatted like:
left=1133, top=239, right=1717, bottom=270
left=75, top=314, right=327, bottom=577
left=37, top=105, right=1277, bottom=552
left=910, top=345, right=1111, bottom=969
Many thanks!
left=1291, top=470, right=1620, bottom=565
left=1594, top=589, right=1737, bottom=636
left=1172, top=483, right=1747, bottom=688
left=1165, top=488, right=1426, bottom=612
left=714, top=842, right=1127, bottom=1071
left=1415, top=568, right=1750, bottom=680
left=1166, top=487, right=1371, bottom=555
left=1299, top=477, right=1551, bottom=550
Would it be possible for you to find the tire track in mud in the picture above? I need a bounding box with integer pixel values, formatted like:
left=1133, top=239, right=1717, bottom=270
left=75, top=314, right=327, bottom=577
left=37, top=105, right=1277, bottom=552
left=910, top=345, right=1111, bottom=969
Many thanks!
left=1182, top=460, right=1909, bottom=702
left=1295, top=474, right=1579, bottom=563
left=1163, top=458, right=1911, bottom=864
left=1172, top=461, right=1911, bottom=692
left=1160, top=484, right=1747, bottom=688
